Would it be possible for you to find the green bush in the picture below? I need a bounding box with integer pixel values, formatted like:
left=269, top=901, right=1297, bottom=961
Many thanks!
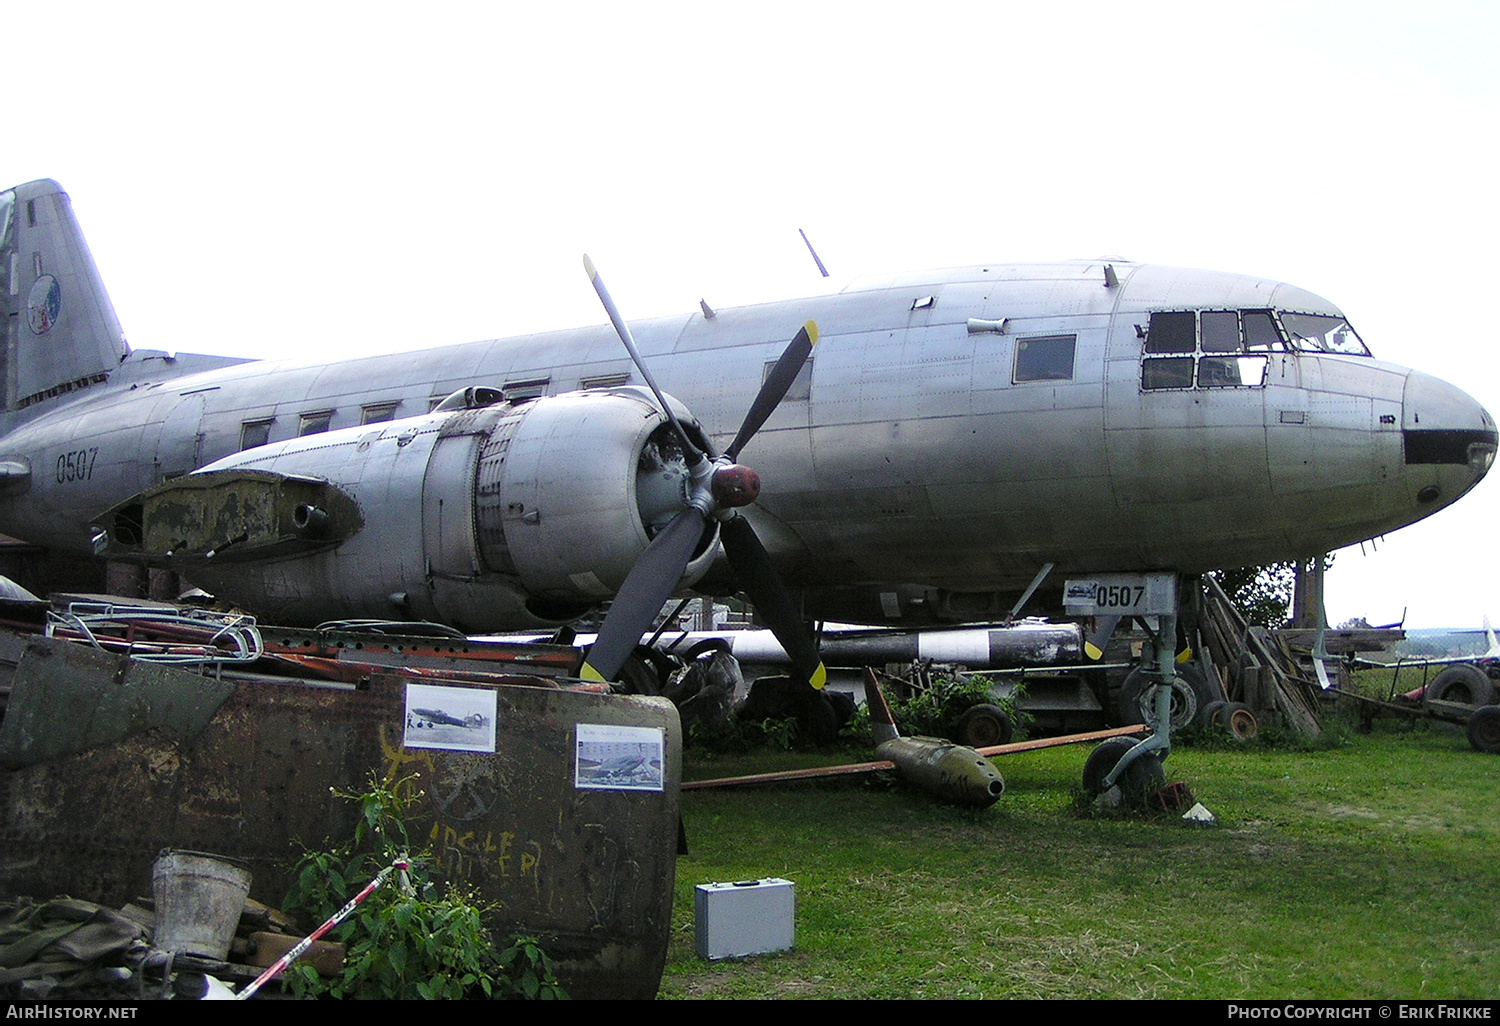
left=282, top=776, right=565, bottom=1000
left=889, top=672, right=1026, bottom=741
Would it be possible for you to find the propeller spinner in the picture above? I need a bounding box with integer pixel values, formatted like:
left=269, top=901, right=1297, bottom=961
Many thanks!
left=579, top=256, right=827, bottom=692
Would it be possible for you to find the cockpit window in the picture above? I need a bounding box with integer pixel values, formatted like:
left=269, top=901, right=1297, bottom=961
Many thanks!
left=1280, top=312, right=1370, bottom=356
left=1143, top=310, right=1269, bottom=390
left=1199, top=311, right=1241, bottom=353
left=1242, top=309, right=1281, bottom=349
left=1144, top=311, right=1195, bottom=354
left=0, top=190, right=13, bottom=296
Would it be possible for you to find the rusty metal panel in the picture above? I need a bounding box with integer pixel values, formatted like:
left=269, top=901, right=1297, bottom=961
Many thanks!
left=0, top=638, right=238, bottom=767
left=0, top=663, right=680, bottom=999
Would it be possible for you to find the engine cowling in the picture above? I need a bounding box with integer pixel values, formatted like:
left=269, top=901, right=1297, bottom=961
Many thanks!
left=97, top=386, right=719, bottom=632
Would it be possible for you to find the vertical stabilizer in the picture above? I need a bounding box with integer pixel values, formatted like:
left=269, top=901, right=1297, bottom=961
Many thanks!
left=863, top=667, right=901, bottom=745
left=0, top=180, right=128, bottom=415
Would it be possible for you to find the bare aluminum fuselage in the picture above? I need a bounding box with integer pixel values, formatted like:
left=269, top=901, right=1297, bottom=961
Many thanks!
left=0, top=259, right=1491, bottom=628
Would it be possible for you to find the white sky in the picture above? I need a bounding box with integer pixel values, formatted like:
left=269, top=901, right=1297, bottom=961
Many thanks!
left=3, top=0, right=1496, bottom=628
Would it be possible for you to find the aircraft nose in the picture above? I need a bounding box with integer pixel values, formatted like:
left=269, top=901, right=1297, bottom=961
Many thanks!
left=1402, top=371, right=1497, bottom=505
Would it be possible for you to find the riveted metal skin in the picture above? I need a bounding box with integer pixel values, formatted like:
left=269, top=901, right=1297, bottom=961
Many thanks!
left=0, top=180, right=1492, bottom=629
left=91, top=387, right=715, bottom=633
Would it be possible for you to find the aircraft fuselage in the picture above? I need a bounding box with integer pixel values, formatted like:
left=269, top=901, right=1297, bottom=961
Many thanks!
left=0, top=243, right=1492, bottom=629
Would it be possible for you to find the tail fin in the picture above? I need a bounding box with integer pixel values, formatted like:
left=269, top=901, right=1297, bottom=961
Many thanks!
left=1483, top=616, right=1499, bottom=659
left=0, top=180, right=128, bottom=417
left=863, top=667, right=901, bottom=745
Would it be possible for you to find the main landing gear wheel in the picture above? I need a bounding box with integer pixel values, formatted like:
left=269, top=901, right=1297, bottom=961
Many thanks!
left=1082, top=736, right=1166, bottom=808
left=956, top=704, right=1013, bottom=747
left=1467, top=705, right=1500, bottom=754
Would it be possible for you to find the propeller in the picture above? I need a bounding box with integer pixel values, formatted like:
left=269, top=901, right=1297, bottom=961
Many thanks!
left=578, top=256, right=827, bottom=691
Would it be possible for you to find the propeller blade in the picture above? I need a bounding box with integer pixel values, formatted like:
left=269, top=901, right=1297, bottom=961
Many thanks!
left=584, top=254, right=705, bottom=465
left=725, top=321, right=818, bottom=461
left=719, top=514, right=827, bottom=690
left=1084, top=614, right=1122, bottom=660
left=580, top=507, right=707, bottom=683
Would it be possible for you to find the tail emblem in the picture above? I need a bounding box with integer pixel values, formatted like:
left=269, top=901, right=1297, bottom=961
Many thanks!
left=27, top=275, right=60, bottom=335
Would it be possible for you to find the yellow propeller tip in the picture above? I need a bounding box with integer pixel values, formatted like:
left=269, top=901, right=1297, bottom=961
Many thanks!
left=579, top=661, right=607, bottom=683
left=1084, top=642, right=1103, bottom=660
left=805, top=320, right=819, bottom=346
left=810, top=663, right=828, bottom=690
left=583, top=254, right=597, bottom=280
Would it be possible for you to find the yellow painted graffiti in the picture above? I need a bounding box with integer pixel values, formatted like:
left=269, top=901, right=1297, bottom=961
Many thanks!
left=378, top=723, right=433, bottom=804
left=428, top=822, right=541, bottom=881
left=380, top=724, right=542, bottom=882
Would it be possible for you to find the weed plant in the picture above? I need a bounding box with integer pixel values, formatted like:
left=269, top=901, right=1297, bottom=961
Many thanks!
left=281, top=776, right=565, bottom=1000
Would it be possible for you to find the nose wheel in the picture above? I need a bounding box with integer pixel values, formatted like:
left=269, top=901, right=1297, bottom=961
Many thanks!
left=1083, top=735, right=1165, bottom=807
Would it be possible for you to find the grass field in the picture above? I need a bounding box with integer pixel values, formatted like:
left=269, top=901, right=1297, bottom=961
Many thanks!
left=661, top=711, right=1500, bottom=1000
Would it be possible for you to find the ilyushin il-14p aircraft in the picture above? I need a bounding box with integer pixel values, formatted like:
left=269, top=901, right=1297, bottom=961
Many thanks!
left=0, top=179, right=1495, bottom=771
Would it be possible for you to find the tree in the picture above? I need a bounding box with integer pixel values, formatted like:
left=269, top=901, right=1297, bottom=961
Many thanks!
left=1211, top=555, right=1337, bottom=629
left=1210, top=563, right=1296, bottom=628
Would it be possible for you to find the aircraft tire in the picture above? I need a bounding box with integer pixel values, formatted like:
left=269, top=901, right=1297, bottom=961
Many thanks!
left=1118, top=664, right=1209, bottom=731
left=957, top=704, right=1013, bottom=747
left=683, top=638, right=731, bottom=662
left=611, top=645, right=679, bottom=695
left=1467, top=705, right=1500, bottom=754
left=1082, top=736, right=1164, bottom=806
left=1221, top=701, right=1258, bottom=741
left=1425, top=665, right=1496, bottom=711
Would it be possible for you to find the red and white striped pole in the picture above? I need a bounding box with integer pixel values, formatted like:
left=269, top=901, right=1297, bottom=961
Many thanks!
left=236, top=856, right=410, bottom=1000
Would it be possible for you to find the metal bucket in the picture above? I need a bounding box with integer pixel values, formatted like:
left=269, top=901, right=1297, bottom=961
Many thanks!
left=151, top=850, right=252, bottom=959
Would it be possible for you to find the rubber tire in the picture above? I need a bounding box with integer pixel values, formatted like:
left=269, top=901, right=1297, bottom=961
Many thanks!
left=612, top=645, right=677, bottom=695
left=957, top=704, right=1013, bottom=747
left=1467, top=704, right=1500, bottom=754
left=1199, top=700, right=1228, bottom=729
left=1221, top=701, right=1259, bottom=741
left=1425, top=665, right=1496, bottom=710
left=682, top=637, right=731, bottom=662
left=1082, top=736, right=1165, bottom=807
left=1118, top=663, right=1210, bottom=731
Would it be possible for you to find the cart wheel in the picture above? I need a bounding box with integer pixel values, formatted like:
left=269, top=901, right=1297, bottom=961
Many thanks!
left=1082, top=736, right=1165, bottom=807
left=957, top=704, right=1013, bottom=747
left=1425, top=665, right=1496, bottom=710
left=1199, top=700, right=1228, bottom=729
left=1118, top=663, right=1210, bottom=731
left=1221, top=702, right=1259, bottom=741
left=1467, top=705, right=1500, bottom=754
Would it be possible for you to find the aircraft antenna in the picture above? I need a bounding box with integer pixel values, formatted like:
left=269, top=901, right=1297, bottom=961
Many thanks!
left=799, top=229, right=830, bottom=278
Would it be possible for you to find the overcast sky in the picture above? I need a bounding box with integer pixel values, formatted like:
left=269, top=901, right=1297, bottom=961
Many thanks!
left=3, top=1, right=1496, bottom=628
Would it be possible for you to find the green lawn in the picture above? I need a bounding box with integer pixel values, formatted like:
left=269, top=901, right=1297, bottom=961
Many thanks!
left=662, top=719, right=1500, bottom=999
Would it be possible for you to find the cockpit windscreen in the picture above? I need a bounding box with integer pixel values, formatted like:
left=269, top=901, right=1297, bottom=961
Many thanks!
left=1279, top=312, right=1370, bottom=356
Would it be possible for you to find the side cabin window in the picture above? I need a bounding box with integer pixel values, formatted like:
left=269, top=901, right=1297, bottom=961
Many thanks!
left=503, top=377, right=550, bottom=400
left=763, top=358, right=812, bottom=401
left=299, top=410, right=333, bottom=436
left=361, top=401, right=400, bottom=425
left=240, top=419, right=273, bottom=450
left=1141, top=310, right=1271, bottom=391
left=1013, top=335, right=1076, bottom=383
left=581, top=372, right=631, bottom=390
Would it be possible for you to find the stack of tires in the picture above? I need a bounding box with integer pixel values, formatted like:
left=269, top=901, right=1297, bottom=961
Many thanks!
left=1116, top=664, right=1258, bottom=741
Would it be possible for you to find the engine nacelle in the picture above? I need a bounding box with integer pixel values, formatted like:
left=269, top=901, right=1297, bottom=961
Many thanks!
left=98, top=386, right=718, bottom=632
